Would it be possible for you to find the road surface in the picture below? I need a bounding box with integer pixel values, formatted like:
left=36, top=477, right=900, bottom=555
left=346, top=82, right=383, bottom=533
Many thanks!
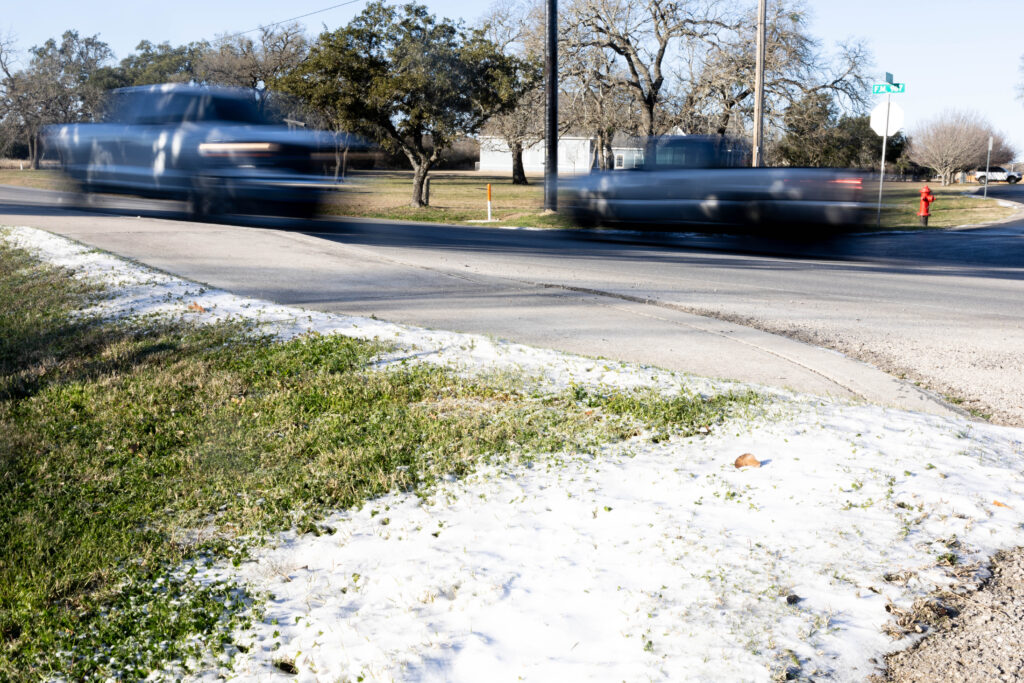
left=3, top=183, right=1023, bottom=424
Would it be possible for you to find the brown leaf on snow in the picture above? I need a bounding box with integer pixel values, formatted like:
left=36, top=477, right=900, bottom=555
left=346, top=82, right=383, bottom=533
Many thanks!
left=187, top=302, right=207, bottom=313
left=734, top=453, right=761, bottom=468
left=993, top=500, right=1012, bottom=509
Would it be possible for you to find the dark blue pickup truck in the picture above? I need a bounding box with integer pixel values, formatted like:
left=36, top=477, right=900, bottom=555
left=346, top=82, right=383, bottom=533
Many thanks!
left=44, top=83, right=360, bottom=219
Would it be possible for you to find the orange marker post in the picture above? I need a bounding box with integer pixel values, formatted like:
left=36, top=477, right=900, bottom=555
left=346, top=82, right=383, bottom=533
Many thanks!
left=487, top=183, right=492, bottom=221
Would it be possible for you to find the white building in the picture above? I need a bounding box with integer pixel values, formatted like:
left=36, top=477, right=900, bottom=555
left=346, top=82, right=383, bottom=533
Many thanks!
left=478, top=133, right=649, bottom=174
left=478, top=136, right=594, bottom=175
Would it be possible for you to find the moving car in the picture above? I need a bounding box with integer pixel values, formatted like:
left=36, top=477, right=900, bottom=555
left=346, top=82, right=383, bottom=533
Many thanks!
left=561, top=136, right=868, bottom=231
left=44, top=83, right=362, bottom=219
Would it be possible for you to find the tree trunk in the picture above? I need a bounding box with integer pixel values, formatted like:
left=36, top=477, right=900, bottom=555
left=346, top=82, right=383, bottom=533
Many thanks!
left=511, top=142, right=527, bottom=185
left=411, top=163, right=430, bottom=207
left=29, top=134, right=41, bottom=170
left=641, top=99, right=656, bottom=139
left=595, top=131, right=608, bottom=170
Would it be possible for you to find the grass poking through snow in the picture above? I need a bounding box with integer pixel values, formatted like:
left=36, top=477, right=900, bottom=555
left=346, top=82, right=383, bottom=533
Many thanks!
left=0, top=240, right=758, bottom=678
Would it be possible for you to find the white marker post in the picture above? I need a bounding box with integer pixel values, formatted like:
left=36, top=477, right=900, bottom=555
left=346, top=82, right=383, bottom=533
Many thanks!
left=487, top=183, right=492, bottom=221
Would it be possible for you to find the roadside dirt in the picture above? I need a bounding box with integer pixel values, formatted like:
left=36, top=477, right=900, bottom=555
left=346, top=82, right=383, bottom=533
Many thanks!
left=681, top=295, right=1024, bottom=680
left=882, top=548, right=1024, bottom=682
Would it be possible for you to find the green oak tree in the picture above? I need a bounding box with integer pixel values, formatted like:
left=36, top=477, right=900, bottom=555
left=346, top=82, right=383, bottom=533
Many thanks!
left=280, top=1, right=531, bottom=206
left=0, top=31, right=113, bottom=167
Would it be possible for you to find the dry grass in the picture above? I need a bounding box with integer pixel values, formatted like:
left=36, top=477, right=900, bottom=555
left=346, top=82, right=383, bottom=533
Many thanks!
left=0, top=159, right=59, bottom=169
left=325, top=170, right=572, bottom=228
left=0, top=164, right=74, bottom=191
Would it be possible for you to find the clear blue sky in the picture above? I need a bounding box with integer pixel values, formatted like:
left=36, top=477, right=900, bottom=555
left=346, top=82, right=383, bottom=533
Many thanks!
left=6, top=0, right=1023, bottom=159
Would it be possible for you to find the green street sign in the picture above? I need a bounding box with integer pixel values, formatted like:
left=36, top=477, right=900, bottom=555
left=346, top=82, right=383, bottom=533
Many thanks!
left=873, top=83, right=905, bottom=94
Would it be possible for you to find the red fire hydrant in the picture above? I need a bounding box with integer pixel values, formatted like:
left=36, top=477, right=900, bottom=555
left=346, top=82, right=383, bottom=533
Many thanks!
left=918, top=185, right=935, bottom=226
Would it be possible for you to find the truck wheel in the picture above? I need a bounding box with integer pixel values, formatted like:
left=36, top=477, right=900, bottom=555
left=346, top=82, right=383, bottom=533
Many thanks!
left=185, top=191, right=211, bottom=221
left=1009, top=177, right=1020, bottom=184
left=978, top=176, right=987, bottom=185
left=186, top=178, right=230, bottom=221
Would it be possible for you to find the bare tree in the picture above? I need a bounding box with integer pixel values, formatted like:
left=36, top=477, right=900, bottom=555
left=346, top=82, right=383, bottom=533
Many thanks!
left=201, top=23, right=309, bottom=113
left=478, top=0, right=545, bottom=184
left=673, top=0, right=870, bottom=139
left=560, top=37, right=639, bottom=170
left=563, top=0, right=734, bottom=138
left=908, top=110, right=1016, bottom=186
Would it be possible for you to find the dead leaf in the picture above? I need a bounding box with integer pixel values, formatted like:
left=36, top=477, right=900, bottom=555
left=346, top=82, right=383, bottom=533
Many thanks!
left=734, top=453, right=761, bottom=468
left=993, top=500, right=1012, bottom=509
left=187, top=302, right=207, bottom=313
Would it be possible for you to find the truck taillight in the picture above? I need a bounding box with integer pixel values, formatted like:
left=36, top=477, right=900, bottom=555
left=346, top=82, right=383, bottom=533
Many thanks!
left=830, top=178, right=863, bottom=189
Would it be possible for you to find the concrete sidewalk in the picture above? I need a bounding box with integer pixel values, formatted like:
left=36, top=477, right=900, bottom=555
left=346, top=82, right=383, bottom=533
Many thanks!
left=0, top=193, right=960, bottom=419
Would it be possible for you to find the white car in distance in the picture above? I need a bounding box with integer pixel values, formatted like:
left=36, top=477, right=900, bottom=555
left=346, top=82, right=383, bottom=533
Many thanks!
left=975, top=166, right=1021, bottom=185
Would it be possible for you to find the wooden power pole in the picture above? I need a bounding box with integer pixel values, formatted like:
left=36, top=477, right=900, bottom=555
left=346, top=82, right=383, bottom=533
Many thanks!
left=752, top=0, right=767, bottom=167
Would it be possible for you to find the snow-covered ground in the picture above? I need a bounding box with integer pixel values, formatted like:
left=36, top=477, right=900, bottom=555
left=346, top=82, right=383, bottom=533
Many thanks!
left=5, top=225, right=1024, bottom=682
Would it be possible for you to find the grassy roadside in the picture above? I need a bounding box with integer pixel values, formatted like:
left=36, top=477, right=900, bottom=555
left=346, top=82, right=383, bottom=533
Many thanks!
left=877, top=181, right=1018, bottom=229
left=325, top=172, right=1019, bottom=230
left=323, top=171, right=577, bottom=229
left=0, top=238, right=759, bottom=679
left=0, top=168, right=74, bottom=192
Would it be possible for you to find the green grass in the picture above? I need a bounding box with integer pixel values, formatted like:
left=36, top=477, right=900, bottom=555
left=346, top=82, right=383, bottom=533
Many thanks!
left=0, top=238, right=759, bottom=679
left=877, top=181, right=1017, bottom=229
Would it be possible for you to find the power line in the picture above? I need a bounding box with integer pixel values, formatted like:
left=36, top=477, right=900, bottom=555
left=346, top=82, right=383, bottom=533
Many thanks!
left=221, top=0, right=367, bottom=40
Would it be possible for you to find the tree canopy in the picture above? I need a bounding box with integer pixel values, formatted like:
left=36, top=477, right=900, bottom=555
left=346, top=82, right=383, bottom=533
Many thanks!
left=0, top=30, right=113, bottom=167
left=280, top=1, right=531, bottom=206
left=777, top=91, right=905, bottom=169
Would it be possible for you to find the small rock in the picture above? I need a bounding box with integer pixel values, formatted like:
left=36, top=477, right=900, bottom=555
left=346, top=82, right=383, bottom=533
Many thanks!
left=274, top=659, right=298, bottom=675
left=734, top=453, right=761, bottom=468
left=786, top=593, right=801, bottom=605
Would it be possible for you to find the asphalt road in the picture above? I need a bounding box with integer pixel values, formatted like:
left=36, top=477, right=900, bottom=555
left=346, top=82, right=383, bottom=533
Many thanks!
left=3, top=183, right=1024, bottom=423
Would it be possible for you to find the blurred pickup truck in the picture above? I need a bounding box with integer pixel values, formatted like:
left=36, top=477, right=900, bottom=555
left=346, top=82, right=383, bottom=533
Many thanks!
left=561, top=136, right=868, bottom=231
left=44, top=83, right=360, bottom=218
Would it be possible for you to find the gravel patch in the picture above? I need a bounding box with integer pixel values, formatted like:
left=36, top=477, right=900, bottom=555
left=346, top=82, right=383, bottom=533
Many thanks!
left=882, top=548, right=1024, bottom=682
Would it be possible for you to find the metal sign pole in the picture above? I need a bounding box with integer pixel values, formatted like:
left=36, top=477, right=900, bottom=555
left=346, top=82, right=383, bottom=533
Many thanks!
left=543, top=0, right=558, bottom=212
left=876, top=94, right=891, bottom=228
left=984, top=136, right=992, bottom=198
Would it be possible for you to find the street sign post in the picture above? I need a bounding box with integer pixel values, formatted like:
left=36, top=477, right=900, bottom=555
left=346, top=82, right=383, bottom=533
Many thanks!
left=984, top=136, right=993, bottom=198
left=871, top=76, right=905, bottom=227
left=872, top=83, right=906, bottom=94
left=870, top=102, right=904, bottom=137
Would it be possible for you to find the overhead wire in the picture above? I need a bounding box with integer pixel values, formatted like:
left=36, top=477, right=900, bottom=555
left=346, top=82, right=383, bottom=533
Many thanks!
left=220, top=0, right=368, bottom=39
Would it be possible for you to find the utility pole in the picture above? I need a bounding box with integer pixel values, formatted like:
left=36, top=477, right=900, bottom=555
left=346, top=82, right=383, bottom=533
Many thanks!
left=751, top=0, right=767, bottom=167
left=543, top=0, right=558, bottom=211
